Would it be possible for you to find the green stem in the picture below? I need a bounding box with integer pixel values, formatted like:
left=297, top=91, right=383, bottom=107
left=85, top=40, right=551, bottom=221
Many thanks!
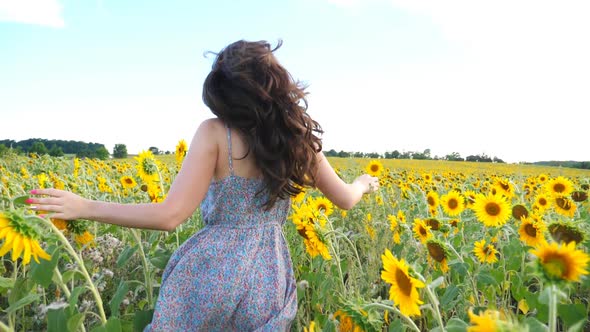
left=0, top=320, right=13, bottom=332
left=548, top=284, right=557, bottom=332
left=447, top=244, right=481, bottom=306
left=37, top=217, right=107, bottom=324
left=324, top=230, right=363, bottom=272
left=327, top=238, right=346, bottom=293
left=53, top=267, right=72, bottom=298
left=130, top=229, right=154, bottom=307
left=363, top=303, right=420, bottom=332
left=418, top=274, right=445, bottom=331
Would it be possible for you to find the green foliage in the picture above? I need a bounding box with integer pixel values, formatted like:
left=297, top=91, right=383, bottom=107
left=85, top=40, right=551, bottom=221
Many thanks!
left=112, top=144, right=128, bottom=159
left=0, top=138, right=109, bottom=159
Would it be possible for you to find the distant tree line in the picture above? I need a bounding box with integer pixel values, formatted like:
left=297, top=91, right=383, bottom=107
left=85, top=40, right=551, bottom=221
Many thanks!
left=529, top=161, right=590, bottom=170
left=323, top=148, right=506, bottom=163
left=0, top=139, right=109, bottom=159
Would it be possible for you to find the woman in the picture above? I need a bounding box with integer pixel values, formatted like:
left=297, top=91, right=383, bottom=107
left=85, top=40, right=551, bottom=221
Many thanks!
left=29, top=39, right=379, bottom=331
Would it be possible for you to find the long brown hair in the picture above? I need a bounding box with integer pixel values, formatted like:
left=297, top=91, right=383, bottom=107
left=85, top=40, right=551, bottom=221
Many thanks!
left=202, top=40, right=323, bottom=209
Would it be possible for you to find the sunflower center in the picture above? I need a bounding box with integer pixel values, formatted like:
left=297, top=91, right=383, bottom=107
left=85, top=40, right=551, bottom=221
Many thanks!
left=543, top=254, right=568, bottom=279
left=317, top=204, right=327, bottom=212
left=427, top=243, right=446, bottom=262
left=125, top=178, right=133, bottom=184
left=419, top=226, right=427, bottom=236
left=524, top=223, right=537, bottom=237
left=427, top=196, right=436, bottom=206
left=371, top=165, right=379, bottom=172
left=485, top=202, right=501, bottom=216
left=426, top=218, right=440, bottom=230
left=539, top=198, right=547, bottom=206
left=553, top=183, right=566, bottom=193
left=297, top=228, right=309, bottom=240
left=395, top=269, right=413, bottom=296
left=512, top=205, right=528, bottom=220
left=549, top=225, right=583, bottom=244
left=448, top=198, right=458, bottom=209
left=555, top=197, right=571, bottom=210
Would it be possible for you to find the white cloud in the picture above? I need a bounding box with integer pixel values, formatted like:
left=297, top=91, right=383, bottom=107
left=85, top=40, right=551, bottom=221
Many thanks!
left=0, top=0, right=65, bottom=27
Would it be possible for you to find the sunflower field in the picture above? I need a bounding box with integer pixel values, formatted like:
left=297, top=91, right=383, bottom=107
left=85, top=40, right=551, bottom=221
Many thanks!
left=0, top=148, right=589, bottom=332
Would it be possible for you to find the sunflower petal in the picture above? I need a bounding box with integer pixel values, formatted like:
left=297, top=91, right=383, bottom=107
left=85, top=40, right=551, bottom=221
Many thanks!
left=22, top=238, right=32, bottom=265
left=0, top=233, right=15, bottom=257
left=32, top=241, right=51, bottom=261
left=11, top=234, right=23, bottom=261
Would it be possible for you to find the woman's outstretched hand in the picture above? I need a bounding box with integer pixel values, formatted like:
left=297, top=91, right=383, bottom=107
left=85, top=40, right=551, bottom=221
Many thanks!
left=353, top=174, right=380, bottom=194
left=28, top=189, right=89, bottom=220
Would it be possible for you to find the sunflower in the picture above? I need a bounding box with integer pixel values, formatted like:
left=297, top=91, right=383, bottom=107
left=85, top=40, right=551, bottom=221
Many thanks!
left=467, top=309, right=498, bottom=332
left=426, top=191, right=439, bottom=210
left=473, top=239, right=499, bottom=264
left=0, top=210, right=51, bottom=265
left=530, top=241, right=589, bottom=282
left=472, top=193, right=511, bottom=227
left=334, top=310, right=363, bottom=332
left=74, top=231, right=95, bottom=247
left=135, top=150, right=160, bottom=183
left=553, top=195, right=576, bottom=218
left=463, top=190, right=477, bottom=207
left=365, top=160, right=383, bottom=177
left=381, top=249, right=425, bottom=317
left=51, top=218, right=68, bottom=231
left=518, top=217, right=546, bottom=247
left=548, top=221, right=585, bottom=245
left=571, top=191, right=588, bottom=202
left=120, top=176, right=137, bottom=189
left=511, top=204, right=529, bottom=221
left=533, top=192, right=551, bottom=212
left=175, top=139, right=188, bottom=165
left=492, top=178, right=515, bottom=198
left=412, top=218, right=432, bottom=243
left=440, top=191, right=465, bottom=216
left=304, top=225, right=332, bottom=260
left=537, top=173, right=549, bottom=183
left=312, top=196, right=334, bottom=217
left=546, top=176, right=574, bottom=197
left=426, top=239, right=450, bottom=273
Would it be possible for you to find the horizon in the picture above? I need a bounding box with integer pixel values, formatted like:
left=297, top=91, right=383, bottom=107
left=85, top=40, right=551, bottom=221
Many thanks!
left=3, top=136, right=590, bottom=164
left=2, top=1, right=590, bottom=164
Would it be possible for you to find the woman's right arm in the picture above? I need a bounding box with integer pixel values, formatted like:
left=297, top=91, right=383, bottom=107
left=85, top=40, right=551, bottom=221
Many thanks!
left=313, top=152, right=379, bottom=210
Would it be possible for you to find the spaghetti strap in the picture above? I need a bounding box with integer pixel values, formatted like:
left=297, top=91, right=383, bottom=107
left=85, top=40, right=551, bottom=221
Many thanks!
left=226, top=125, right=234, bottom=175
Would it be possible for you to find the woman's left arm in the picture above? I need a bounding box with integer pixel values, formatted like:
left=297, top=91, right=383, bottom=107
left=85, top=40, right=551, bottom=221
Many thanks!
left=29, top=119, right=219, bottom=231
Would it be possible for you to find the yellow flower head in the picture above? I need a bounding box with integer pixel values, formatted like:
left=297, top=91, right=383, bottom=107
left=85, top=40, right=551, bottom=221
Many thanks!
left=472, top=193, right=511, bottom=227
left=546, top=176, right=574, bottom=197
left=518, top=217, right=546, bottom=247
left=440, top=191, right=465, bottom=216
left=0, top=210, right=51, bottom=265
left=530, top=241, right=589, bottom=282
left=413, top=218, right=432, bottom=244
left=381, top=249, right=425, bottom=317
left=473, top=239, right=499, bottom=264
left=135, top=150, right=160, bottom=183
left=365, top=160, right=383, bottom=177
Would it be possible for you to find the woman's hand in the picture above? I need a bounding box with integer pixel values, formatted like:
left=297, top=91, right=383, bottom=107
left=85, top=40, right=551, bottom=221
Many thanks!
left=27, top=189, right=89, bottom=220
left=353, top=174, right=380, bottom=194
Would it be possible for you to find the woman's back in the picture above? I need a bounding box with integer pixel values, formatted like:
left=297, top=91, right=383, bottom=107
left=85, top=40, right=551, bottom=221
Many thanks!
left=145, top=121, right=297, bottom=331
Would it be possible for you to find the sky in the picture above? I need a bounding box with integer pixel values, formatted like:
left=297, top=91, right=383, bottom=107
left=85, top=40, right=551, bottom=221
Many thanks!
left=1, top=0, right=589, bottom=164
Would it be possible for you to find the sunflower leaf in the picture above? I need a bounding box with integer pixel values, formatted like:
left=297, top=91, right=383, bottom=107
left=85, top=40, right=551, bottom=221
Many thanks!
left=0, top=277, right=15, bottom=289
left=5, top=293, right=40, bottom=314
left=12, top=195, right=30, bottom=207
